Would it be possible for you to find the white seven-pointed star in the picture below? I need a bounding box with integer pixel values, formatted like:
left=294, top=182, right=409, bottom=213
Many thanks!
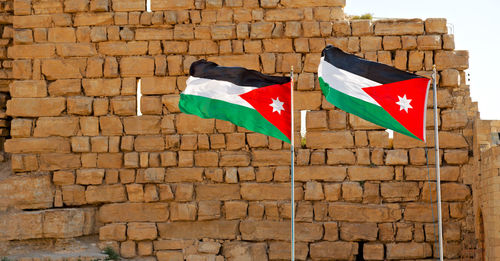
left=269, top=97, right=285, bottom=114
left=395, top=94, right=413, bottom=113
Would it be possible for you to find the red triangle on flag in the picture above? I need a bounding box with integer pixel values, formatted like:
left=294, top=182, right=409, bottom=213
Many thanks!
left=362, top=78, right=430, bottom=141
left=239, top=82, right=291, bottom=140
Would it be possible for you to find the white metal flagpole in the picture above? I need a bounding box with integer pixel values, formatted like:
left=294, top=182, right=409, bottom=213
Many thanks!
left=432, top=65, right=444, bottom=261
left=290, top=66, right=295, bottom=261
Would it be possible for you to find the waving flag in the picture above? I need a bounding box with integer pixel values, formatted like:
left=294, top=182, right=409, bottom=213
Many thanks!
left=179, top=60, right=291, bottom=143
left=318, top=45, right=431, bottom=141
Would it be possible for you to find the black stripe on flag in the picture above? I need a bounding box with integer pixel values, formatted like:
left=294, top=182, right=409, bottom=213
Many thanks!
left=322, top=45, right=424, bottom=84
left=189, top=60, right=290, bottom=88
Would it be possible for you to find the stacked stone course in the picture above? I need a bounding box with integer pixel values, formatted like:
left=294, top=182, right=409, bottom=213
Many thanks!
left=0, top=0, right=482, bottom=260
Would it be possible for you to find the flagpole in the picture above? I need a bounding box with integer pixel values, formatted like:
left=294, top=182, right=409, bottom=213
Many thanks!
left=290, top=66, right=295, bottom=261
left=432, top=65, right=444, bottom=261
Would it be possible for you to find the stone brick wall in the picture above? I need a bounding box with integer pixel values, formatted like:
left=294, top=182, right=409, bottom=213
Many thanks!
left=0, top=0, right=482, bottom=260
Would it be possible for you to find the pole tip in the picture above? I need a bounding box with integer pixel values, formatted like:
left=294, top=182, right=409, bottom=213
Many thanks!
left=433, top=64, right=436, bottom=70
left=291, top=66, right=294, bottom=70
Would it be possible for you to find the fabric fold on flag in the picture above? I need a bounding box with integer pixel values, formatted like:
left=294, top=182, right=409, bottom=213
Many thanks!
left=318, top=45, right=431, bottom=141
left=179, top=60, right=292, bottom=143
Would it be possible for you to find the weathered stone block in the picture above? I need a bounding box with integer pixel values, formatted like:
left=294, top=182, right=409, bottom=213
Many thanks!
left=306, top=131, right=354, bottom=149
left=7, top=97, right=66, bottom=117
left=295, top=166, right=346, bottom=181
left=348, top=166, right=394, bottom=181
left=240, top=221, right=322, bottom=242
left=310, top=242, right=357, bottom=260
left=196, top=184, right=240, bottom=200
left=123, top=116, right=161, bottom=135
left=241, top=183, right=302, bottom=200
left=165, top=168, right=203, bottom=182
left=386, top=242, right=432, bottom=259
left=99, top=203, right=169, bottom=223
left=158, top=221, right=238, bottom=239
left=43, top=209, right=85, bottom=238
left=34, top=117, right=79, bottom=137
left=99, top=223, right=126, bottom=241
left=127, top=222, right=157, bottom=241
left=5, top=137, right=70, bottom=153
left=10, top=80, right=47, bottom=98
left=85, top=184, right=127, bottom=203
left=329, top=203, right=401, bottom=222
left=0, top=175, right=54, bottom=210
left=120, top=56, right=155, bottom=76
left=340, top=222, right=378, bottom=241
left=374, top=19, right=424, bottom=35
left=0, top=212, right=43, bottom=240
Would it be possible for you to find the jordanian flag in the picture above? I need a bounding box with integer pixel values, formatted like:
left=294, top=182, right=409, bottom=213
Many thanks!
left=179, top=60, right=292, bottom=143
left=319, top=46, right=431, bottom=141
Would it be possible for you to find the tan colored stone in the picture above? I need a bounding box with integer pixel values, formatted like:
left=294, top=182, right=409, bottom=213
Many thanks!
left=295, top=166, right=346, bottom=181
left=7, top=97, right=65, bottom=117
left=435, top=50, right=469, bottom=70
left=281, top=0, right=345, bottom=7
left=306, top=131, right=354, bottom=149
left=176, top=114, right=214, bottom=134
left=329, top=203, right=401, bottom=222
left=10, top=80, right=47, bottom=98
left=42, top=59, right=84, bottom=79
left=385, top=150, right=408, bottom=165
left=241, top=183, right=302, bottom=200
left=340, top=222, right=378, bottom=241
left=0, top=211, right=43, bottom=240
left=120, top=56, right=154, bottom=76
left=170, top=202, right=197, bottom=221
left=251, top=150, right=290, bottom=166
left=310, top=242, right=357, bottom=260
left=99, top=203, right=169, bottom=223
left=440, top=69, right=460, bottom=87
left=381, top=182, right=419, bottom=202
left=364, top=243, right=385, bottom=260
left=134, top=135, right=164, bottom=152
left=207, top=54, right=260, bottom=71
left=8, top=44, right=55, bottom=59
left=85, top=184, right=126, bottom=203
left=43, top=209, right=85, bottom=238
left=48, top=79, right=81, bottom=96
left=99, top=223, right=126, bottom=241
left=425, top=18, right=447, bottom=34
left=196, top=184, right=240, bottom=200
left=127, top=222, right=157, bottom=241
left=0, top=175, right=54, bottom=210
left=33, top=117, right=79, bottom=137
left=62, top=185, right=86, bottom=206
left=158, top=221, right=238, bottom=239
left=165, top=168, right=203, bottom=182
left=240, top=221, right=322, bottom=242
left=404, top=203, right=449, bottom=222
left=123, top=116, right=161, bottom=135
left=39, top=153, right=81, bottom=170
left=76, top=168, right=104, bottom=185
left=386, top=242, right=432, bottom=259
left=5, top=137, right=70, bottom=153
left=348, top=166, right=394, bottom=181
left=374, top=19, right=424, bottom=35
left=74, top=13, right=113, bottom=26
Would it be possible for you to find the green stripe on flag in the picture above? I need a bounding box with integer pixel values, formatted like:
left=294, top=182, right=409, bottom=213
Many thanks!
left=319, top=77, right=418, bottom=140
left=179, top=94, right=291, bottom=143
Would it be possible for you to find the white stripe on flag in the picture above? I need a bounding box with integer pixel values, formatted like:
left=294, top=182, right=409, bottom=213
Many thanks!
left=184, top=76, right=257, bottom=109
left=318, top=57, right=381, bottom=106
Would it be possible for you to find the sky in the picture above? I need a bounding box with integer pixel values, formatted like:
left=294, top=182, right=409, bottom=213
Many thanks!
left=344, top=0, right=500, bottom=120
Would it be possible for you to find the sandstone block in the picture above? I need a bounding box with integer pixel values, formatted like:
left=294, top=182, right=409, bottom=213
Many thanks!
left=112, top=0, right=145, bottom=11
left=53, top=171, right=75, bottom=185
left=67, top=96, right=93, bottom=115
left=141, top=77, right=176, bottom=95
left=435, top=50, right=469, bottom=70
left=280, top=0, right=346, bottom=7
left=340, top=222, right=378, bottom=241
left=39, top=153, right=81, bottom=170
left=151, top=0, right=194, bottom=10
left=56, top=43, right=97, bottom=57
left=404, top=203, right=449, bottom=222
left=120, top=56, right=155, bottom=76
left=135, top=28, right=173, bottom=40
left=8, top=44, right=55, bottom=59
left=250, top=22, right=274, bottom=39
left=194, top=151, right=219, bottom=167
left=158, top=221, right=238, bottom=239
left=76, top=168, right=105, bottom=185
left=165, top=168, right=203, bottom=182
left=189, top=40, right=218, bottom=55
left=251, top=150, right=290, bottom=166
left=0, top=212, right=43, bottom=240
left=310, top=242, right=357, bottom=260
left=134, top=135, right=165, bottom=151
left=74, top=13, right=113, bottom=26
left=440, top=69, right=460, bottom=87
left=157, top=251, right=183, bottom=261
left=97, top=153, right=123, bottom=168
left=196, top=184, right=240, bottom=200
left=43, top=209, right=85, bottom=238
left=99, top=203, right=169, bottom=223
left=374, top=19, right=424, bottom=35
left=10, top=80, right=47, bottom=98
left=100, top=116, right=123, bottom=135
left=85, top=184, right=127, bottom=203
left=13, top=15, right=52, bottom=28
left=444, top=149, right=468, bottom=165
left=123, top=115, right=161, bottom=134
left=127, top=222, right=157, bottom=241
left=176, top=114, right=214, bottom=134
left=425, top=18, right=447, bottom=34
left=329, top=203, right=401, bottom=222
left=364, top=243, right=385, bottom=260
left=42, top=59, right=83, bottom=79
left=240, top=221, right=323, bottom=242
left=5, top=137, right=70, bottom=153
left=99, top=223, right=126, bottom=241
left=417, top=35, right=441, bottom=50
left=208, top=55, right=260, bottom=71
left=405, top=166, right=459, bottom=181
left=98, top=41, right=148, bottom=56
left=48, top=79, right=81, bottom=96
left=295, top=166, right=346, bottom=181
left=380, top=182, right=419, bottom=202
left=385, top=150, right=408, bottom=165
left=170, top=202, right=197, bottom=221
left=360, top=36, right=382, bottom=51
left=0, top=174, right=54, bottom=210
left=386, top=242, right=432, bottom=259
left=348, top=166, right=394, bottom=181
left=34, top=117, right=79, bottom=137
left=7, top=97, right=65, bottom=117
left=306, top=131, right=354, bottom=149
left=441, top=110, right=467, bottom=130
left=62, top=185, right=86, bottom=206
left=241, top=183, right=302, bottom=200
